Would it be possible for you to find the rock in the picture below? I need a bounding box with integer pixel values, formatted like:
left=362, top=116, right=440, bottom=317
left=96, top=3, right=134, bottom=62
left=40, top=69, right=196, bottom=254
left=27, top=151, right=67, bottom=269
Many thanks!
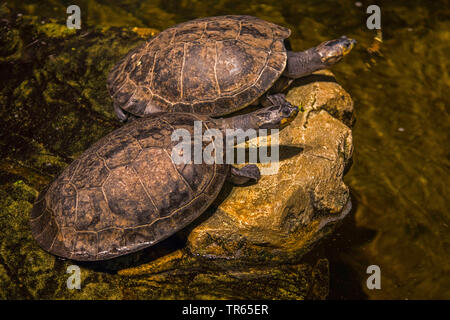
left=116, top=71, right=354, bottom=299
left=0, top=8, right=354, bottom=299
left=287, top=69, right=355, bottom=128
left=0, top=8, right=134, bottom=299
left=0, top=179, right=123, bottom=299
left=120, top=256, right=329, bottom=299
left=185, top=90, right=353, bottom=263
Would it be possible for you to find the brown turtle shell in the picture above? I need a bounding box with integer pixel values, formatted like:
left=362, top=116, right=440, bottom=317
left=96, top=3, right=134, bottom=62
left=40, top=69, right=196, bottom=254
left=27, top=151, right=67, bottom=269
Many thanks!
left=30, top=113, right=228, bottom=261
left=107, top=15, right=291, bottom=117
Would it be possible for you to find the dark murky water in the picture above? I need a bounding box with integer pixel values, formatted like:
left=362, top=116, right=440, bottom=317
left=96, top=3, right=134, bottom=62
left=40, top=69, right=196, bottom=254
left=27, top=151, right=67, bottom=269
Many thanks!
left=2, top=0, right=449, bottom=299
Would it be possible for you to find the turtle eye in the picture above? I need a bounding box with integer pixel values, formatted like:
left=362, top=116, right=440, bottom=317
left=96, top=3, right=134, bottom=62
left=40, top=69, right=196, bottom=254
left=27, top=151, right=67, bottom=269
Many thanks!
left=281, top=106, right=292, bottom=116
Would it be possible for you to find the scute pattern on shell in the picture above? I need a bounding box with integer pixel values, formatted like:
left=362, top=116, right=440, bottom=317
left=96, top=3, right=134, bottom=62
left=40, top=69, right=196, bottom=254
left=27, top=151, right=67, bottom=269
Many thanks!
left=107, top=15, right=291, bottom=117
left=30, top=113, right=228, bottom=261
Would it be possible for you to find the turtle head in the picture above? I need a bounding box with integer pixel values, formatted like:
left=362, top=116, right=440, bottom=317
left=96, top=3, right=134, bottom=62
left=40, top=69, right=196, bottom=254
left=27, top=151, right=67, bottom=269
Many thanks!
left=255, top=101, right=299, bottom=130
left=315, top=36, right=357, bottom=66
left=220, top=95, right=298, bottom=132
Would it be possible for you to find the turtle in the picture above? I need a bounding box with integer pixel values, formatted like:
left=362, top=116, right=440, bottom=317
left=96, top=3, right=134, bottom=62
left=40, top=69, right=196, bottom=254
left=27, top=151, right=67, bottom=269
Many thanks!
left=30, top=94, right=298, bottom=261
left=107, top=15, right=356, bottom=122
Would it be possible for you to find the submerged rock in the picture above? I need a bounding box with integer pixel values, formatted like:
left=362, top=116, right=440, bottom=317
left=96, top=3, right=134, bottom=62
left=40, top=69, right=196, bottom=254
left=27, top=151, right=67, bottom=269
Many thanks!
left=0, top=8, right=354, bottom=299
left=120, top=258, right=330, bottom=300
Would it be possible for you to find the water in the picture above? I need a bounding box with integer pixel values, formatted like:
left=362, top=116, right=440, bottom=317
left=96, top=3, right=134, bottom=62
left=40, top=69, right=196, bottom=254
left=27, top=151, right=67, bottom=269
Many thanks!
left=2, top=0, right=449, bottom=299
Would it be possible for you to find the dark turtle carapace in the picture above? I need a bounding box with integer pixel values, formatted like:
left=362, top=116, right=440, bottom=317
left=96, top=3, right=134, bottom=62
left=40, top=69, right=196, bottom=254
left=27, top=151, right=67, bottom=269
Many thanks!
left=30, top=96, right=298, bottom=261
left=108, top=15, right=356, bottom=121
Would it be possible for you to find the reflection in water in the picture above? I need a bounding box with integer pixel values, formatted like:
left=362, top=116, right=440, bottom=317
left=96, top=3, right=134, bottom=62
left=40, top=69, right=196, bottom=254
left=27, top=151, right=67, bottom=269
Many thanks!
left=2, top=0, right=449, bottom=299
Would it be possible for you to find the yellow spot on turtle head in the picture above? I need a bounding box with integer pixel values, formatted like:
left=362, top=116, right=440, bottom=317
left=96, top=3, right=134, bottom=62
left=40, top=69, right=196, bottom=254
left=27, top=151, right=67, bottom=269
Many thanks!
left=281, top=109, right=298, bottom=128
left=343, top=42, right=355, bottom=56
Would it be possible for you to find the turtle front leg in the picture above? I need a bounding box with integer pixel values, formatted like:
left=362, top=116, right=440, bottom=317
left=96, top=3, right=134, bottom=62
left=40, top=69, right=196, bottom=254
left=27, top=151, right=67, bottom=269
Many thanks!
left=227, top=164, right=261, bottom=185
left=260, top=93, right=290, bottom=108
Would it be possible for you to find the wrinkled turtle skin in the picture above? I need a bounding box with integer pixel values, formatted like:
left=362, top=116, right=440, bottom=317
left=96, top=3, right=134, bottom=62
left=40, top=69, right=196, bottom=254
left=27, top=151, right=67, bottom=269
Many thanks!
left=107, top=15, right=290, bottom=117
left=30, top=113, right=228, bottom=261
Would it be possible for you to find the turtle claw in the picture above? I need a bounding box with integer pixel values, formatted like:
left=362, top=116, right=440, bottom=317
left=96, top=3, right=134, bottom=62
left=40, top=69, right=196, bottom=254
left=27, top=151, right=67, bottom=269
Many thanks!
left=228, top=165, right=261, bottom=185
left=114, top=103, right=129, bottom=122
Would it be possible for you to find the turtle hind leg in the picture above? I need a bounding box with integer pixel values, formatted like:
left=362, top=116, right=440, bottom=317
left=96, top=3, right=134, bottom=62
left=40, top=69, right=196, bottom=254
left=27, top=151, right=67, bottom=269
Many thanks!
left=228, top=164, right=261, bottom=185
left=114, top=103, right=141, bottom=123
left=114, top=102, right=129, bottom=122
